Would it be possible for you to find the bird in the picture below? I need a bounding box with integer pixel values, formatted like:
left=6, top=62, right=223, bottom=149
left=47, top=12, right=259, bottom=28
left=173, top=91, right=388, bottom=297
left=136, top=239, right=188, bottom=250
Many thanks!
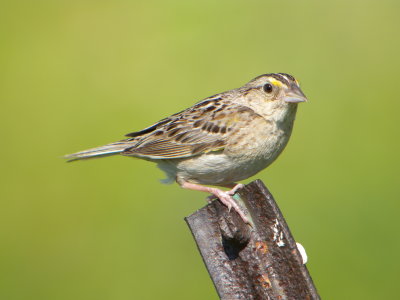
left=65, top=73, right=307, bottom=224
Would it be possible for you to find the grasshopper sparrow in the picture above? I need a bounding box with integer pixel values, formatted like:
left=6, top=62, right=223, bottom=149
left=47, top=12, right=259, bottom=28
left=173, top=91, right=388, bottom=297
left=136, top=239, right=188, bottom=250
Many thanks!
left=66, top=73, right=307, bottom=224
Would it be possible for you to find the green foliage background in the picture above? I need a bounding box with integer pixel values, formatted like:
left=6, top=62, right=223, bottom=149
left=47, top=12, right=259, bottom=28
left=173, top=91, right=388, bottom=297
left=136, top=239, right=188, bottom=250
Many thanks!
left=1, top=1, right=399, bottom=299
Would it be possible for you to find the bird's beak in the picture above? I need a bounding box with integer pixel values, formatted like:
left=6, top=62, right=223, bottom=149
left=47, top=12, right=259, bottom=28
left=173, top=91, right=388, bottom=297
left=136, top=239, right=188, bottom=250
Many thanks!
left=283, top=86, right=308, bottom=103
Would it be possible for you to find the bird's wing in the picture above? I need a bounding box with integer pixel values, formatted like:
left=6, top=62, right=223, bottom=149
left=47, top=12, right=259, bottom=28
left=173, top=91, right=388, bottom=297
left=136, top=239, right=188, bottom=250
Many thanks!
left=122, top=97, right=267, bottom=159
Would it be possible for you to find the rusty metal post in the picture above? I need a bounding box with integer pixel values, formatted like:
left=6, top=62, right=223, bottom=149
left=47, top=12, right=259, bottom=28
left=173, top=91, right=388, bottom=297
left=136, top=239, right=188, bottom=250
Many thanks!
left=185, top=179, right=320, bottom=300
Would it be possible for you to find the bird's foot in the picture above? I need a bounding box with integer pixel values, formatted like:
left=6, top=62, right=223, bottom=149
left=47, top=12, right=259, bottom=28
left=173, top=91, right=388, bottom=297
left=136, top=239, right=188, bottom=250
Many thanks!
left=207, top=183, right=245, bottom=208
left=210, top=187, right=249, bottom=224
left=179, top=180, right=249, bottom=224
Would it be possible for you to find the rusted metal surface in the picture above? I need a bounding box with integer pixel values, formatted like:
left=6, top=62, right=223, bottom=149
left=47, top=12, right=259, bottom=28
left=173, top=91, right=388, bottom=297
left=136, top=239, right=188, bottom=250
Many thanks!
left=185, top=180, right=320, bottom=300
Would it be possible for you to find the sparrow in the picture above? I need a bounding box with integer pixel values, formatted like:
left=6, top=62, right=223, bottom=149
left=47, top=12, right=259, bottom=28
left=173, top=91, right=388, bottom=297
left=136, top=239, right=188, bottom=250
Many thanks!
left=65, top=73, right=307, bottom=224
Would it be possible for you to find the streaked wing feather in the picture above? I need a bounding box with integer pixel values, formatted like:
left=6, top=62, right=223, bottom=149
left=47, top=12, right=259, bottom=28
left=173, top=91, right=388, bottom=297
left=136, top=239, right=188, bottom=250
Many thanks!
left=122, top=98, right=264, bottom=160
left=122, top=139, right=224, bottom=159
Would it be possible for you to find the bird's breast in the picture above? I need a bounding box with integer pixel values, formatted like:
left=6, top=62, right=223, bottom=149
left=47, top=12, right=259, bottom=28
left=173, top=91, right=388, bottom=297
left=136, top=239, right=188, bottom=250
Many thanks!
left=159, top=106, right=297, bottom=186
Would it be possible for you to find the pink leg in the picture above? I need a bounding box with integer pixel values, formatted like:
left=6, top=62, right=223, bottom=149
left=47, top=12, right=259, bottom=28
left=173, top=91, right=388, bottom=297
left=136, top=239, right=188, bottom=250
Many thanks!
left=180, top=181, right=249, bottom=224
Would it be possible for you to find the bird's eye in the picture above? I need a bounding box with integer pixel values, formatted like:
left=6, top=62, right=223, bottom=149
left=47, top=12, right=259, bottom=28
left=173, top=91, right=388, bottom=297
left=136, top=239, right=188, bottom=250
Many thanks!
left=263, top=83, right=273, bottom=93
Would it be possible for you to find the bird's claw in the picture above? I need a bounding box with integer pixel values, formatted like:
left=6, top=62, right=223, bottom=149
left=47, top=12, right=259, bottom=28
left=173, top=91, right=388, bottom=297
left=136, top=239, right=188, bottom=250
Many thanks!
left=202, top=184, right=250, bottom=225
left=215, top=190, right=250, bottom=224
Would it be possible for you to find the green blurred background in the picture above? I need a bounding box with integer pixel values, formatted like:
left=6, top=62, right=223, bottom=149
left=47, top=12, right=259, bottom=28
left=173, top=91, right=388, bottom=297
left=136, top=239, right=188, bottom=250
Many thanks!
left=1, top=0, right=399, bottom=299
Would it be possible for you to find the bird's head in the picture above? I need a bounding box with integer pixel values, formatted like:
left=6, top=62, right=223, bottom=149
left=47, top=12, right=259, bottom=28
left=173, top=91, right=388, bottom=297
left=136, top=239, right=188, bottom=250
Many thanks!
left=237, top=73, right=307, bottom=119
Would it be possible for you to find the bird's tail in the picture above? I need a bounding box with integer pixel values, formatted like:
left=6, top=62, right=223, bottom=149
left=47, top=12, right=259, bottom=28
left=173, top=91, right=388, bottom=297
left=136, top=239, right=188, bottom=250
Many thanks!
left=64, top=140, right=134, bottom=162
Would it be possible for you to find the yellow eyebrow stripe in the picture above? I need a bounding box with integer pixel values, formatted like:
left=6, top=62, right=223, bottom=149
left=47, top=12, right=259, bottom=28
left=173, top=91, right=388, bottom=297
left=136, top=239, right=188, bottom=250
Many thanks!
left=269, top=78, right=286, bottom=88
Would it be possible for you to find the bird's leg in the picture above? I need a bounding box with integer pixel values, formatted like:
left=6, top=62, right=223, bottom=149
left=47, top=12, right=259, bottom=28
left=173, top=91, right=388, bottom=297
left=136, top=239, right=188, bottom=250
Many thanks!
left=179, top=181, right=249, bottom=224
